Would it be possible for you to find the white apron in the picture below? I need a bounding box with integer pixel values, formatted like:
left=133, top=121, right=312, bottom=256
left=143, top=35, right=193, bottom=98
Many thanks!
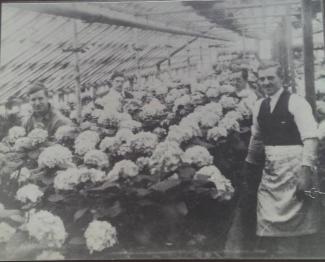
left=257, top=145, right=320, bottom=237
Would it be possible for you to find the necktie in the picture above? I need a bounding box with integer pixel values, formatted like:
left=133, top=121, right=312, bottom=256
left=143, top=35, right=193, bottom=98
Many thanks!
left=265, top=97, right=271, bottom=114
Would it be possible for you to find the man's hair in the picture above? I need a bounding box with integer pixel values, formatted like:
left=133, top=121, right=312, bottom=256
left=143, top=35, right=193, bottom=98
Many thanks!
left=27, top=81, right=49, bottom=97
left=258, top=63, right=283, bottom=79
left=110, top=71, right=125, bottom=81
left=5, top=97, right=23, bottom=109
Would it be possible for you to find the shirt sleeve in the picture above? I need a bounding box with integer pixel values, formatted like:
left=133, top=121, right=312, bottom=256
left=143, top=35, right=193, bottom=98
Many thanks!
left=289, top=94, right=318, bottom=167
left=245, top=99, right=265, bottom=165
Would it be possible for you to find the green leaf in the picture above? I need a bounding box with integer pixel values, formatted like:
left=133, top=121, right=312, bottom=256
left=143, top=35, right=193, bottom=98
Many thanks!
left=99, top=201, right=122, bottom=218
left=135, top=188, right=151, bottom=197
left=89, top=181, right=120, bottom=191
left=73, top=208, right=89, bottom=222
left=175, top=202, right=188, bottom=216
left=48, top=194, right=65, bottom=202
left=150, top=178, right=180, bottom=192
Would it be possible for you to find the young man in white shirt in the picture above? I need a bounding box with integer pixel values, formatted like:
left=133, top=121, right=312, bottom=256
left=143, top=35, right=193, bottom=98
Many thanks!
left=245, top=63, right=320, bottom=257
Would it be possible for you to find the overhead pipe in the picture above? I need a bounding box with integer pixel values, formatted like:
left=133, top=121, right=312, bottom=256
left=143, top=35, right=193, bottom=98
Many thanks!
left=8, top=3, right=230, bottom=42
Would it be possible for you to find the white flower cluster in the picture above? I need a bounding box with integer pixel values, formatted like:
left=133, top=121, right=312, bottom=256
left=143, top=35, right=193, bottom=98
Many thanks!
left=75, top=130, right=100, bottom=155
left=191, top=82, right=209, bottom=94
left=219, top=95, right=238, bottom=110
left=108, top=160, right=139, bottom=180
left=26, top=210, right=67, bottom=248
left=100, top=129, right=134, bottom=157
left=165, top=88, right=188, bottom=104
left=36, top=250, right=65, bottom=260
left=195, top=166, right=234, bottom=201
left=195, top=102, right=223, bottom=128
left=206, top=87, right=220, bottom=99
left=224, top=110, right=243, bottom=122
left=8, top=126, right=26, bottom=144
left=28, top=128, right=48, bottom=146
left=91, top=109, right=104, bottom=120
left=10, top=167, right=31, bottom=183
left=207, top=126, right=228, bottom=142
left=97, top=109, right=127, bottom=128
left=14, top=137, right=33, bottom=151
left=38, top=144, right=73, bottom=169
left=84, top=150, right=110, bottom=169
left=84, top=220, right=118, bottom=254
left=149, top=141, right=184, bottom=175
left=219, top=84, right=235, bottom=94
left=54, top=168, right=82, bottom=190
left=80, top=168, right=107, bottom=183
left=183, top=146, right=213, bottom=168
left=167, top=125, right=196, bottom=144
left=118, top=119, right=142, bottom=133
left=172, top=95, right=192, bottom=113
left=16, top=184, right=43, bottom=203
left=136, top=157, right=151, bottom=171
left=219, top=115, right=240, bottom=132
left=81, top=103, right=94, bottom=119
left=130, top=132, right=158, bottom=156
left=54, top=125, right=78, bottom=142
left=0, top=222, right=16, bottom=243
left=190, top=92, right=206, bottom=106
left=138, top=99, right=167, bottom=121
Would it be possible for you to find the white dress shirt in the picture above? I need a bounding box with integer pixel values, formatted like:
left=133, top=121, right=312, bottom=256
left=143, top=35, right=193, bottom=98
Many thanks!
left=247, top=88, right=318, bottom=167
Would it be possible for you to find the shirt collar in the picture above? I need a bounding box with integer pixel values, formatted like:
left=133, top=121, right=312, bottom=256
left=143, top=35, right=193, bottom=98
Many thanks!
left=268, top=87, right=283, bottom=101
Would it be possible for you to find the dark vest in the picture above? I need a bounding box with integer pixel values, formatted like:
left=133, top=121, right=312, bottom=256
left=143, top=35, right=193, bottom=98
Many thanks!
left=257, top=91, right=302, bottom=146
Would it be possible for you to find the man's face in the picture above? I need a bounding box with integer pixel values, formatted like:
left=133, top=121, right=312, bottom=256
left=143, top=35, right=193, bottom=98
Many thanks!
left=258, top=67, right=282, bottom=96
left=29, top=90, right=49, bottom=114
left=112, top=76, right=125, bottom=92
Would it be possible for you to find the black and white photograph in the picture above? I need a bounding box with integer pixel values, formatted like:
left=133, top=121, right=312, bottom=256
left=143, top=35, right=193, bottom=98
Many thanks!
left=0, top=0, right=325, bottom=260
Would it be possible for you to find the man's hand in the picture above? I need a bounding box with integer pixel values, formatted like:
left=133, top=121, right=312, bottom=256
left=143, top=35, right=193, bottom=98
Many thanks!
left=296, top=166, right=314, bottom=200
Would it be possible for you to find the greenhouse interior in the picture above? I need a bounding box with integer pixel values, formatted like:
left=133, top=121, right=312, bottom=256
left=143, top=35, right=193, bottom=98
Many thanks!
left=1, top=0, right=325, bottom=260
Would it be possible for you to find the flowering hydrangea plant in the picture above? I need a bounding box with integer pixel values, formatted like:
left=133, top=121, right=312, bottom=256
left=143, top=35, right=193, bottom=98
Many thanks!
left=54, top=168, right=82, bottom=190
left=27, top=128, right=48, bottom=146
left=14, top=137, right=33, bottom=151
left=16, top=184, right=43, bottom=203
left=165, top=88, right=188, bottom=104
left=182, top=146, right=213, bottom=168
left=195, top=165, right=234, bottom=201
left=36, top=250, right=65, bottom=260
left=84, top=220, right=118, bottom=254
left=207, top=126, right=228, bottom=142
left=191, top=82, right=209, bottom=94
left=10, top=167, right=31, bottom=184
left=26, top=209, right=67, bottom=248
left=0, top=222, right=16, bottom=243
left=109, top=160, right=139, bottom=179
left=84, top=150, right=110, bottom=169
left=219, top=84, right=235, bottom=94
left=97, top=109, right=127, bottom=129
left=80, top=168, right=107, bottom=183
left=206, top=87, right=220, bottom=99
left=219, top=116, right=240, bottom=132
left=8, top=126, right=26, bottom=144
left=38, top=144, right=73, bottom=169
left=138, top=98, right=167, bottom=121
left=219, top=95, right=238, bottom=110
left=130, top=132, right=158, bottom=156
left=172, top=95, right=192, bottom=113
left=224, top=110, right=243, bottom=122
left=54, top=125, right=78, bottom=143
left=167, top=124, right=199, bottom=144
left=118, top=119, right=142, bottom=133
left=136, top=157, right=151, bottom=172
left=75, top=130, right=100, bottom=155
left=149, top=141, right=184, bottom=175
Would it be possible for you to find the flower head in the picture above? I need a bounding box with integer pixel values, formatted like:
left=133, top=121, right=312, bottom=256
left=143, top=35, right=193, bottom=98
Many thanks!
left=183, top=146, right=213, bottom=168
left=16, top=184, right=43, bottom=203
left=0, top=222, right=16, bottom=243
left=38, top=144, right=73, bottom=169
left=26, top=210, right=67, bottom=248
left=84, top=220, right=117, bottom=254
left=28, top=128, right=48, bottom=146
left=8, top=126, right=26, bottom=144
left=84, top=150, right=110, bottom=169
